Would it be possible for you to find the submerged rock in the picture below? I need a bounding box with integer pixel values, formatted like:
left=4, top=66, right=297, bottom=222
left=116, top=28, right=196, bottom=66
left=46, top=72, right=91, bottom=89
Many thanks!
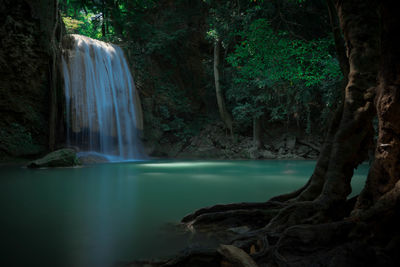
left=78, top=154, right=109, bottom=164
left=27, top=149, right=81, bottom=168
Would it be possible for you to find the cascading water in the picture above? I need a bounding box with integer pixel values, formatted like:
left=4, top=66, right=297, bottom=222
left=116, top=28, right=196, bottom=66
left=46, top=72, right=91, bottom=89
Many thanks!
left=62, top=34, right=144, bottom=160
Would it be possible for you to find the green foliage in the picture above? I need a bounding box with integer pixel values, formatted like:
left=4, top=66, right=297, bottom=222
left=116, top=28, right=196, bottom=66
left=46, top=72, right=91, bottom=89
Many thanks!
left=62, top=16, right=82, bottom=32
left=62, top=12, right=103, bottom=39
left=152, top=78, right=208, bottom=142
left=122, top=1, right=209, bottom=142
left=226, top=19, right=342, bottom=133
left=0, top=123, right=44, bottom=156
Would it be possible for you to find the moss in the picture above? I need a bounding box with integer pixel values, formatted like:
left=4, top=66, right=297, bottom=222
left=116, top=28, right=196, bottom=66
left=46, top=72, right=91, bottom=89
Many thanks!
left=0, top=0, right=63, bottom=158
left=0, top=123, right=45, bottom=157
left=27, top=148, right=81, bottom=168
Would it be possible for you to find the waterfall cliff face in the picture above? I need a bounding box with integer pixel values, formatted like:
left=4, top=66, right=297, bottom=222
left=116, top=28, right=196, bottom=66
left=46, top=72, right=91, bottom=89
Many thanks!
left=62, top=34, right=144, bottom=160
left=0, top=0, right=64, bottom=158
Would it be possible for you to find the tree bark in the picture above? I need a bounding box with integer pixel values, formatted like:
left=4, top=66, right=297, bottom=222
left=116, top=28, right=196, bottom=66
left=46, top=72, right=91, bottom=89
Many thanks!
left=214, top=39, right=233, bottom=137
left=316, top=0, right=379, bottom=205
left=62, top=0, right=68, bottom=15
left=293, top=104, right=344, bottom=201
left=354, top=1, right=400, bottom=214
left=102, top=0, right=106, bottom=37
left=326, top=0, right=349, bottom=82
left=253, top=116, right=263, bottom=149
left=48, top=0, right=60, bottom=151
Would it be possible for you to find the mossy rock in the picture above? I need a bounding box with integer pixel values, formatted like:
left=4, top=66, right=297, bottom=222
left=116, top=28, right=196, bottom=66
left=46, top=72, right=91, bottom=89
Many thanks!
left=27, top=149, right=81, bottom=168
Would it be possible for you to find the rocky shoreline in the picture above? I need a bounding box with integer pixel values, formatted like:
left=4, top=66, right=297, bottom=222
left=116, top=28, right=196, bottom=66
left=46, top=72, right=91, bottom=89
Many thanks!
left=147, top=122, right=321, bottom=161
left=1, top=123, right=322, bottom=165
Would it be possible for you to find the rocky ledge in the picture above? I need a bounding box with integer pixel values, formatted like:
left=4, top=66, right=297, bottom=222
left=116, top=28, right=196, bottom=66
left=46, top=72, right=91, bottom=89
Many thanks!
left=147, top=122, right=321, bottom=160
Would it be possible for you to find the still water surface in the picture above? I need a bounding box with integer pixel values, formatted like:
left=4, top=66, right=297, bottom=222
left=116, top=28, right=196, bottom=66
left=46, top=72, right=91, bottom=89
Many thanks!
left=0, top=160, right=368, bottom=266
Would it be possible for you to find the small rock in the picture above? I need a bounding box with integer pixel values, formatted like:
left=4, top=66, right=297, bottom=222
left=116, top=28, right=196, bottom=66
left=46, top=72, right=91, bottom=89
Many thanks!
left=272, top=139, right=285, bottom=151
left=218, top=244, right=259, bottom=267
left=261, top=150, right=276, bottom=159
left=286, top=135, right=296, bottom=150
left=248, top=147, right=260, bottom=159
left=249, top=245, right=257, bottom=255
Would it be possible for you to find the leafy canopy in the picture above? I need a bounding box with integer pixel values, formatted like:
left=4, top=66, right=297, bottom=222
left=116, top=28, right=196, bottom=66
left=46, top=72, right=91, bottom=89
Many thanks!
left=227, top=18, right=342, bottom=131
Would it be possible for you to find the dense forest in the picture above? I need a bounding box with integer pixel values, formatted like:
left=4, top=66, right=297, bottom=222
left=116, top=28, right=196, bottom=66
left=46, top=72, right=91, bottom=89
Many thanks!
left=1, top=0, right=400, bottom=266
left=1, top=0, right=347, bottom=161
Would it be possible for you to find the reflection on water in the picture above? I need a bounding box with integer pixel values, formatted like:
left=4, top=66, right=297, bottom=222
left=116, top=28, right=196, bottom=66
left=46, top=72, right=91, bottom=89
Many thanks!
left=140, top=162, right=234, bottom=168
left=0, top=160, right=368, bottom=266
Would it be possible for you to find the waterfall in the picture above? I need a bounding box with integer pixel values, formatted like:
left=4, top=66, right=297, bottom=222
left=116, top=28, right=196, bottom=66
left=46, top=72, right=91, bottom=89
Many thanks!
left=62, top=34, right=144, bottom=160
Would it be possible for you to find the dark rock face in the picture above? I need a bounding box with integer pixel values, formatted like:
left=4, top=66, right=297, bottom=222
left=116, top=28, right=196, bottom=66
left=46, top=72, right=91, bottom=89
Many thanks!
left=27, top=148, right=80, bottom=168
left=0, top=0, right=63, bottom=159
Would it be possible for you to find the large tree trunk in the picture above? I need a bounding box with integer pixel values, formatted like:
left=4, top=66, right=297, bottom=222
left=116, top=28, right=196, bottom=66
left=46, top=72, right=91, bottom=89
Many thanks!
left=270, top=103, right=345, bottom=202
left=214, top=39, right=233, bottom=137
left=354, top=1, right=400, bottom=215
left=315, top=0, right=379, bottom=204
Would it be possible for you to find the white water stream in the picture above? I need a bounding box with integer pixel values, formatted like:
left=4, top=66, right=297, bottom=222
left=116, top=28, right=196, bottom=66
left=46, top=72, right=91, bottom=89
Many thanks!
left=62, top=34, right=143, bottom=160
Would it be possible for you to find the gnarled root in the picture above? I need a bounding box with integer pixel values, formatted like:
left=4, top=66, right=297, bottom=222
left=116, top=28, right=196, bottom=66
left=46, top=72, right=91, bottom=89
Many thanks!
left=182, top=201, right=284, bottom=223
left=182, top=201, right=285, bottom=235
left=265, top=201, right=327, bottom=233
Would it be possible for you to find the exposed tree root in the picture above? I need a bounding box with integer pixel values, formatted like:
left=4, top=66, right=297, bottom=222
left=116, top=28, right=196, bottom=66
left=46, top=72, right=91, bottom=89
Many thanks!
left=264, top=201, right=327, bottom=233
left=182, top=201, right=284, bottom=224
left=128, top=187, right=398, bottom=266
left=268, top=180, right=310, bottom=203
left=189, top=208, right=279, bottom=230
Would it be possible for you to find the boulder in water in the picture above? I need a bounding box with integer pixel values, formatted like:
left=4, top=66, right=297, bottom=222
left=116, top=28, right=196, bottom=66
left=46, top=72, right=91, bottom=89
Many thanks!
left=27, top=149, right=81, bottom=168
